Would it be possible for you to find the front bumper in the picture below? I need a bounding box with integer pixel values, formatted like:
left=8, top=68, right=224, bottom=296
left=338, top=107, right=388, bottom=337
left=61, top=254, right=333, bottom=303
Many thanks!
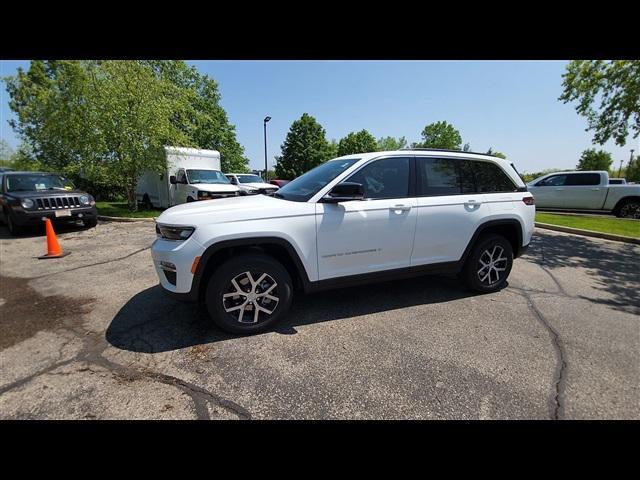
left=12, top=206, right=98, bottom=226
left=150, top=235, right=205, bottom=300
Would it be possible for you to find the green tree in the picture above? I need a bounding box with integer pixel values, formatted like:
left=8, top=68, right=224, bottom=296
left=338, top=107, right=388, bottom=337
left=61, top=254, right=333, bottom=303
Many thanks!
left=327, top=139, right=339, bottom=159
left=0, top=139, right=13, bottom=168
left=5, top=60, right=192, bottom=210
left=559, top=60, right=640, bottom=146
left=486, top=147, right=507, bottom=159
left=337, top=129, right=378, bottom=156
left=377, top=136, right=407, bottom=151
left=418, top=121, right=462, bottom=150
left=5, top=60, right=248, bottom=209
left=576, top=148, right=613, bottom=171
left=274, top=113, right=332, bottom=180
left=145, top=61, right=249, bottom=173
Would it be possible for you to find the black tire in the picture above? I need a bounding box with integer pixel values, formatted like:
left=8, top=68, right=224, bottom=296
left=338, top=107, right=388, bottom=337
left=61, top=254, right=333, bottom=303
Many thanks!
left=84, top=217, right=98, bottom=229
left=461, top=233, right=513, bottom=293
left=205, top=253, right=293, bottom=334
left=615, top=198, right=640, bottom=219
left=5, top=210, right=23, bottom=236
left=186, top=196, right=195, bottom=203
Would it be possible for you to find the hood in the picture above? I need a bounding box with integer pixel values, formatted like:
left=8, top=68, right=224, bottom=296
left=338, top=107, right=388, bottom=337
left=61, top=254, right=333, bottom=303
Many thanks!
left=189, top=183, right=238, bottom=192
left=239, top=182, right=279, bottom=190
left=6, top=189, right=89, bottom=199
left=156, top=194, right=313, bottom=227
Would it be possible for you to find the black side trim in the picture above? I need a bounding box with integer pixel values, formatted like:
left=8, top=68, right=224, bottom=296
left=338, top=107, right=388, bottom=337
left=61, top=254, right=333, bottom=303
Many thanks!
left=306, top=261, right=461, bottom=293
left=189, top=236, right=311, bottom=301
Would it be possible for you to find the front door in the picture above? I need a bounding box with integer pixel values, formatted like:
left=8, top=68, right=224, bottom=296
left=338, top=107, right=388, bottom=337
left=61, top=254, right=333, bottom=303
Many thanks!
left=529, top=174, right=568, bottom=208
left=316, top=156, right=417, bottom=280
left=172, top=169, right=188, bottom=205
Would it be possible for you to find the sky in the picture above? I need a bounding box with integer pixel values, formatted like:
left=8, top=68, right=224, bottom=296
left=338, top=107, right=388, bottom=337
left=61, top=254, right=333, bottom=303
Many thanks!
left=1, top=60, right=637, bottom=174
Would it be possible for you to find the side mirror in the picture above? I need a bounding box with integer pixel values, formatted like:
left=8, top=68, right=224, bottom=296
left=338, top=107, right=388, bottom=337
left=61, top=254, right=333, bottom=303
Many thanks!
left=169, top=175, right=177, bottom=185
left=321, top=182, right=364, bottom=203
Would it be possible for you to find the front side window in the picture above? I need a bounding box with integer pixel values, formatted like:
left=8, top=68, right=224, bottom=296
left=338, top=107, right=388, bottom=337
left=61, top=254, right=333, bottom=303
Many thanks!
left=346, top=157, right=411, bottom=199
left=186, top=170, right=230, bottom=185
left=6, top=174, right=75, bottom=192
left=537, top=175, right=567, bottom=187
left=565, top=173, right=601, bottom=186
left=237, top=175, right=264, bottom=184
left=176, top=170, right=187, bottom=183
left=274, top=158, right=359, bottom=202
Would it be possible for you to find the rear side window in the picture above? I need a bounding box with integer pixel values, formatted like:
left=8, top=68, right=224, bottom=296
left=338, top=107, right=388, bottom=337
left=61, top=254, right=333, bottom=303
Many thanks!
left=565, top=173, right=601, bottom=186
left=346, top=156, right=411, bottom=199
left=417, top=157, right=518, bottom=196
left=418, top=158, right=460, bottom=196
left=474, top=161, right=519, bottom=193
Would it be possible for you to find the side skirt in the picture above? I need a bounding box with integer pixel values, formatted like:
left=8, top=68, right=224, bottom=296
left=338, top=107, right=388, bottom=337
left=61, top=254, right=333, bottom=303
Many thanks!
left=304, top=261, right=462, bottom=294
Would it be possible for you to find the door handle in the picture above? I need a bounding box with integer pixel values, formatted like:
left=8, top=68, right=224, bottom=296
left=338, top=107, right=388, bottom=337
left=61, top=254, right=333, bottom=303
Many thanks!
left=555, top=188, right=564, bottom=191
left=591, top=188, right=600, bottom=191
left=464, top=199, right=482, bottom=206
left=390, top=204, right=411, bottom=212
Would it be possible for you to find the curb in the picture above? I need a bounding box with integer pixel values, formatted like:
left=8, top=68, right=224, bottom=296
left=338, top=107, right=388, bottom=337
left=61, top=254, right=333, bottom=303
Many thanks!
left=535, top=222, right=640, bottom=245
left=97, top=215, right=156, bottom=223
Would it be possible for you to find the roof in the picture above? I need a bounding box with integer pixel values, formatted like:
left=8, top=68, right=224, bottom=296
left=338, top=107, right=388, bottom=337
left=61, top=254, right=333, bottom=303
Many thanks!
left=164, top=146, right=220, bottom=157
left=331, top=149, right=512, bottom=164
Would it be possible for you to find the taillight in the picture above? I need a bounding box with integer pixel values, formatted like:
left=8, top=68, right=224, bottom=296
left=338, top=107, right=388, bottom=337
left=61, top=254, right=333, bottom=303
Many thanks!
left=522, top=196, right=535, bottom=205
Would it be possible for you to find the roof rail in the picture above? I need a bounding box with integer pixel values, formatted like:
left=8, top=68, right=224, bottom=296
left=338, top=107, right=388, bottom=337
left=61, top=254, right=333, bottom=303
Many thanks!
left=399, top=147, right=502, bottom=158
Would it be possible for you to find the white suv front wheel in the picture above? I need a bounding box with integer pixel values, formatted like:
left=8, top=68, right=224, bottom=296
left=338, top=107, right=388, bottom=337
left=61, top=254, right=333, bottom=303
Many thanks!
left=205, top=253, right=293, bottom=334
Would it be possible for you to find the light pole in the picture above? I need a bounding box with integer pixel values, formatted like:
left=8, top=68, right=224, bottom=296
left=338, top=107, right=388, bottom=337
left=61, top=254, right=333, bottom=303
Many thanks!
left=263, top=116, right=271, bottom=180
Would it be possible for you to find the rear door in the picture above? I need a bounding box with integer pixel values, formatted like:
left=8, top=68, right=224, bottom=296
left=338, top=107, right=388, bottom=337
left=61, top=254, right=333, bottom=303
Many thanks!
left=411, top=157, right=490, bottom=266
left=563, top=173, right=607, bottom=209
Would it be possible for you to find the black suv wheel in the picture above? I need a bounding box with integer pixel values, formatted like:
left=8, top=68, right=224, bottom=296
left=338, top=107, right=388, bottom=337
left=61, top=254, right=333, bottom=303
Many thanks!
left=205, top=253, right=293, bottom=334
left=461, top=233, right=513, bottom=293
left=5, top=209, right=23, bottom=236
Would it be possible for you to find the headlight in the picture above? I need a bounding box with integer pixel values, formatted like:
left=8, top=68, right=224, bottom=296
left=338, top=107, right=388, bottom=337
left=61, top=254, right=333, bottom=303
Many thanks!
left=20, top=198, right=34, bottom=209
left=198, top=191, right=211, bottom=199
left=80, top=194, right=94, bottom=206
left=156, top=224, right=195, bottom=241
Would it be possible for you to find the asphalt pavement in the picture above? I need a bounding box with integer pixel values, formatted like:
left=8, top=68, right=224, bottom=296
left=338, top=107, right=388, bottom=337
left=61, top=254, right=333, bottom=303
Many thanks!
left=0, top=220, right=638, bottom=419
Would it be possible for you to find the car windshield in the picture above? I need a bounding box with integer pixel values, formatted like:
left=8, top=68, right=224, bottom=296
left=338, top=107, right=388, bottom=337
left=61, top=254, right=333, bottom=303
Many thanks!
left=274, top=158, right=360, bottom=202
left=6, top=174, right=75, bottom=192
left=237, top=175, right=264, bottom=184
left=186, top=170, right=230, bottom=185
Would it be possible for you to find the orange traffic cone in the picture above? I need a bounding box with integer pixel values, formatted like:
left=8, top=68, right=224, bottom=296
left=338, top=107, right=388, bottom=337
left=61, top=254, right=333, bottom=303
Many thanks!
left=38, top=218, right=70, bottom=259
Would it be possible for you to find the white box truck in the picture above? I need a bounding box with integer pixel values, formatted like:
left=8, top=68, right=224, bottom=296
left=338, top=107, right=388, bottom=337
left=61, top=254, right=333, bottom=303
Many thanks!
left=136, top=146, right=240, bottom=208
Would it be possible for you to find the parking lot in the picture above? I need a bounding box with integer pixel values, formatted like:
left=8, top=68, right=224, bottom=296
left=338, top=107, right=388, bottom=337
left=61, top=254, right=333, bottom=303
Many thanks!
left=0, top=220, right=638, bottom=419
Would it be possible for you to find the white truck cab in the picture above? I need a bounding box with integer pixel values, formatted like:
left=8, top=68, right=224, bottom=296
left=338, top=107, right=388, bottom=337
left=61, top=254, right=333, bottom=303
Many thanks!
left=527, top=170, right=640, bottom=217
left=136, top=146, right=240, bottom=208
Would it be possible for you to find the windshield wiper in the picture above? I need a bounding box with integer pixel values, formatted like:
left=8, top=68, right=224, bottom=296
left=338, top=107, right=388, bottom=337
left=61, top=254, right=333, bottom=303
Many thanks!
left=47, top=187, right=68, bottom=190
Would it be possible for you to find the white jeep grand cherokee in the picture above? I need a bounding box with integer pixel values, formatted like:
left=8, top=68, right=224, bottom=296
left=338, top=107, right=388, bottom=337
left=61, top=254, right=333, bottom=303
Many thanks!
left=151, top=149, right=535, bottom=334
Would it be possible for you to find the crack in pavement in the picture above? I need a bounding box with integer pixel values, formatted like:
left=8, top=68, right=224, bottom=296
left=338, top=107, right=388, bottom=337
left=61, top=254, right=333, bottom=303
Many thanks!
left=512, top=288, right=567, bottom=420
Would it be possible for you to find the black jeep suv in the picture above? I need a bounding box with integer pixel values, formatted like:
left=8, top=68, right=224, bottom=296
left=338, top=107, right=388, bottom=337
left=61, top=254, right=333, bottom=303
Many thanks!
left=0, top=171, right=98, bottom=235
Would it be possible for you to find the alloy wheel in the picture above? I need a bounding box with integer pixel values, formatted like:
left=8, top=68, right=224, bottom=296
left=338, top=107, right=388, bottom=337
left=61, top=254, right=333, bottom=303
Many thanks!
left=222, top=271, right=279, bottom=324
left=477, top=245, right=508, bottom=286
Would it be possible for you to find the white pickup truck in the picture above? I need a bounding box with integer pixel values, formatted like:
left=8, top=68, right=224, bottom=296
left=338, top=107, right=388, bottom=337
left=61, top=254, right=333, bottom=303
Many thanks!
left=527, top=170, right=640, bottom=218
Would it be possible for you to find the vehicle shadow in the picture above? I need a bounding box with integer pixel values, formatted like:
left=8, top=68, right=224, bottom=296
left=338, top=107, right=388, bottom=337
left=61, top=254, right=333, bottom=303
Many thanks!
left=524, top=231, right=640, bottom=314
left=0, top=222, right=88, bottom=239
left=106, top=274, right=478, bottom=353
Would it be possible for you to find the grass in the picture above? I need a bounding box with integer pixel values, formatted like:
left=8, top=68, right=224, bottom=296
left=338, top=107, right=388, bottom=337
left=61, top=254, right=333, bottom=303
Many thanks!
left=96, top=201, right=158, bottom=218
left=536, top=212, right=640, bottom=239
